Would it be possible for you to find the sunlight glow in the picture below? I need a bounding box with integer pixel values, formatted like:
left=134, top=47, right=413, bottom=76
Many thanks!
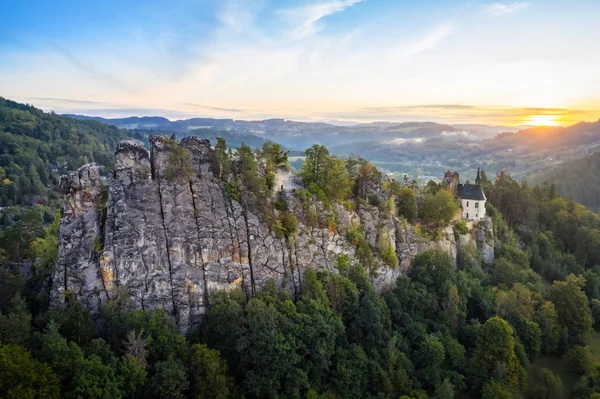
left=525, top=115, right=562, bottom=126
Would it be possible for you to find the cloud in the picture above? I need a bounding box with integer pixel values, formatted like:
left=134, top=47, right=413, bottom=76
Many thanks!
left=24, top=97, right=110, bottom=106
left=441, top=130, right=472, bottom=137
left=283, top=0, right=365, bottom=40
left=176, top=102, right=246, bottom=113
left=486, top=2, right=530, bottom=16
left=395, top=24, right=454, bottom=57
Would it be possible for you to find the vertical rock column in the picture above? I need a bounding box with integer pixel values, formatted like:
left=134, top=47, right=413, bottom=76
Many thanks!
left=150, top=136, right=203, bottom=331
left=102, top=140, right=174, bottom=314
left=51, top=164, right=105, bottom=311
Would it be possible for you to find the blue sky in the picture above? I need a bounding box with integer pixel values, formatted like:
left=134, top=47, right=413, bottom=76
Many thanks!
left=2, top=0, right=600, bottom=125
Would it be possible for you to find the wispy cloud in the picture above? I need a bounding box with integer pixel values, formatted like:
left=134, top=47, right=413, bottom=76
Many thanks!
left=176, top=102, right=246, bottom=113
left=486, top=2, right=531, bottom=16
left=283, top=0, right=365, bottom=40
left=395, top=24, right=454, bottom=57
left=25, top=97, right=110, bottom=106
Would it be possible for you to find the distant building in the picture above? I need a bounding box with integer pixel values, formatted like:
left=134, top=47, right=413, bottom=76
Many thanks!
left=457, top=167, right=486, bottom=221
left=442, top=168, right=487, bottom=221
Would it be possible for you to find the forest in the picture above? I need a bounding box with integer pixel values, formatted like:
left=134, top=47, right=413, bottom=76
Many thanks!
left=3, top=101, right=600, bottom=398
left=0, top=97, right=126, bottom=226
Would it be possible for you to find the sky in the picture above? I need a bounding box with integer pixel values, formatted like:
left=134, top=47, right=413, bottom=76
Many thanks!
left=2, top=0, right=600, bottom=126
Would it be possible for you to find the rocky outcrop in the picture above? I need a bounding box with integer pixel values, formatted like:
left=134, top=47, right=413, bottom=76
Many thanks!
left=51, top=163, right=105, bottom=311
left=52, top=137, right=495, bottom=331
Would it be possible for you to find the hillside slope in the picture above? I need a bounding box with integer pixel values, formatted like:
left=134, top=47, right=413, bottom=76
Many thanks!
left=540, top=151, right=600, bottom=211
left=0, top=98, right=127, bottom=214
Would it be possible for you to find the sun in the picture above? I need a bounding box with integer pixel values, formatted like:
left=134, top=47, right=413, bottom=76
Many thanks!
left=525, top=115, right=561, bottom=126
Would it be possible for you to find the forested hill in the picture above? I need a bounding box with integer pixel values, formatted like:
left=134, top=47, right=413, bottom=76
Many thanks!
left=493, top=119, right=600, bottom=150
left=540, top=151, right=600, bottom=211
left=0, top=97, right=127, bottom=216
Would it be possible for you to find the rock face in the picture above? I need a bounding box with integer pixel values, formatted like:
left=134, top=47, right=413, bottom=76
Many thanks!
left=51, top=163, right=105, bottom=311
left=52, top=137, right=495, bottom=331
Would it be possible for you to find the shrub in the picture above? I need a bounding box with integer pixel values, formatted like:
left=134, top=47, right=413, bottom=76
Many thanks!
left=265, top=171, right=276, bottom=191
left=224, top=181, right=240, bottom=202
left=377, top=229, right=398, bottom=268
left=279, top=212, right=298, bottom=237
left=454, top=220, right=469, bottom=236
left=335, top=253, right=350, bottom=273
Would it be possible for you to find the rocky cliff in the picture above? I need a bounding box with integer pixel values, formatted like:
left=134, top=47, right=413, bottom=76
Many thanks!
left=51, top=137, right=495, bottom=331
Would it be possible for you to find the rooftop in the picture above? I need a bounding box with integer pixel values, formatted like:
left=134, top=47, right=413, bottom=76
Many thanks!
left=458, top=184, right=486, bottom=201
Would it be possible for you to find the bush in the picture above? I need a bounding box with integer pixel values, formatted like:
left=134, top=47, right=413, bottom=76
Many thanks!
left=377, top=229, right=398, bottom=268
left=454, top=220, right=469, bottom=236
left=335, top=253, right=350, bottom=273
left=275, top=212, right=298, bottom=238
left=224, top=181, right=240, bottom=202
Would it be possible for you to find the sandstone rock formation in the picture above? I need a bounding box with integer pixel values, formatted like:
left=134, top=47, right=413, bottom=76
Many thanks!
left=52, top=137, right=495, bottom=331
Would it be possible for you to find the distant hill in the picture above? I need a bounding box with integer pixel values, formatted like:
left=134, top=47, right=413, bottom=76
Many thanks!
left=539, top=151, right=600, bottom=211
left=492, top=120, right=600, bottom=150
left=65, top=114, right=507, bottom=150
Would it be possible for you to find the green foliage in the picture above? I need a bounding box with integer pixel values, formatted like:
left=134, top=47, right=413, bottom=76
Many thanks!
left=274, top=212, right=298, bottom=238
left=535, top=301, right=561, bottom=354
left=0, top=343, right=60, bottom=399
left=237, top=297, right=308, bottom=398
left=528, top=367, right=563, bottom=399
left=565, top=345, right=592, bottom=375
left=186, top=344, right=235, bottom=399
left=395, top=186, right=419, bottom=222
left=210, top=137, right=231, bottom=181
left=118, top=355, right=147, bottom=399
left=0, top=98, right=125, bottom=212
left=473, top=317, right=519, bottom=389
left=345, top=223, right=374, bottom=267
left=377, top=229, right=398, bottom=268
left=235, top=143, right=269, bottom=212
left=200, top=292, right=244, bottom=372
left=0, top=294, right=32, bottom=347
left=540, top=150, right=600, bottom=211
left=259, top=141, right=289, bottom=175
left=353, top=158, right=382, bottom=200
left=164, top=140, right=194, bottom=182
left=149, top=355, right=189, bottom=399
left=548, top=274, right=592, bottom=346
left=335, top=253, right=350, bottom=273
left=223, top=180, right=241, bottom=201
left=481, top=380, right=512, bottom=399
left=434, top=378, right=455, bottom=399
left=301, top=145, right=353, bottom=202
left=453, top=220, right=469, bottom=236
left=421, top=189, right=459, bottom=228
